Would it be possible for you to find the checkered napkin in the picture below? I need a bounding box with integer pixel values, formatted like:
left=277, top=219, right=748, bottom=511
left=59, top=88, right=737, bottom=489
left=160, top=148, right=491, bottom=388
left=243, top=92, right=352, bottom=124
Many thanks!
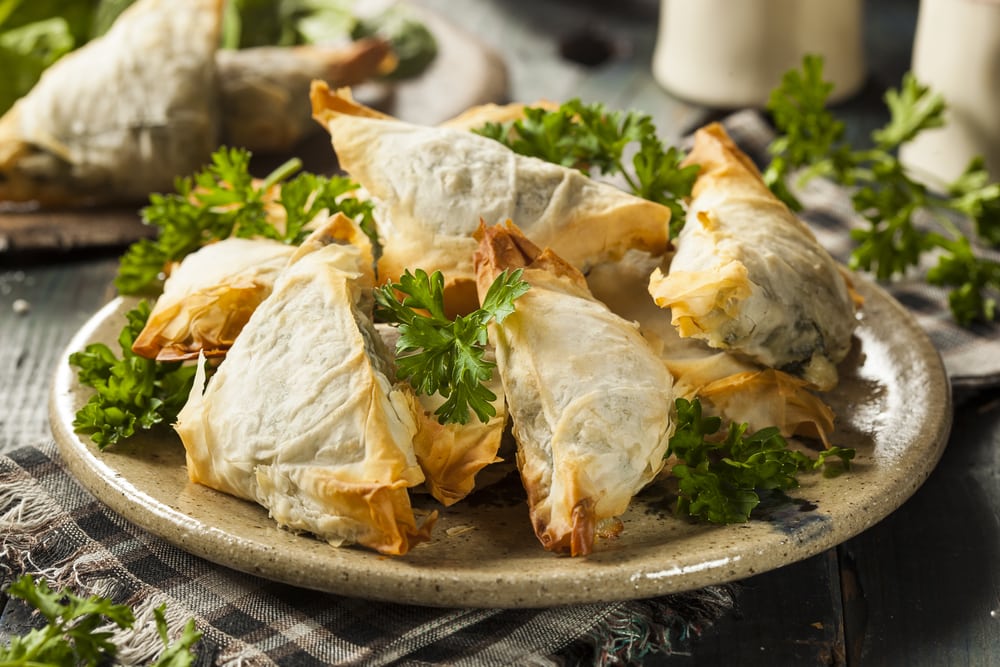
left=0, top=443, right=736, bottom=666
left=718, top=109, right=1000, bottom=401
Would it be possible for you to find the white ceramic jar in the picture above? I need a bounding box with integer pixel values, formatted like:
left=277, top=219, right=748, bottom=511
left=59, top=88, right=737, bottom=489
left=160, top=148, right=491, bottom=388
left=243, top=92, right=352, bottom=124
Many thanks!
left=651, top=0, right=866, bottom=108
left=900, top=0, right=1000, bottom=187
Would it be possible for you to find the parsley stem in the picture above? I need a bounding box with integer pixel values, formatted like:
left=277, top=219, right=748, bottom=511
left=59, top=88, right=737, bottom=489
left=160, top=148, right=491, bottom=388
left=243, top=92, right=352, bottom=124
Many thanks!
left=927, top=208, right=965, bottom=242
left=851, top=148, right=887, bottom=165
left=620, top=168, right=642, bottom=196
left=261, top=157, right=302, bottom=190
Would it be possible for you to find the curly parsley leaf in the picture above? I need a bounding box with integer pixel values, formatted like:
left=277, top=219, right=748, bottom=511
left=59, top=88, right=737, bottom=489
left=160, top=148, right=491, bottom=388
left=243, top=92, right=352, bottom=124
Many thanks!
left=925, top=234, right=1000, bottom=325
left=115, top=147, right=374, bottom=296
left=68, top=301, right=197, bottom=449
left=764, top=55, right=1000, bottom=325
left=633, top=136, right=701, bottom=237
left=762, top=54, right=854, bottom=209
left=873, top=74, right=946, bottom=150
left=948, top=157, right=1000, bottom=246
left=374, top=268, right=529, bottom=425
left=666, top=398, right=854, bottom=524
left=473, top=99, right=697, bottom=235
left=0, top=575, right=200, bottom=667
left=477, top=105, right=586, bottom=169
left=151, top=605, right=202, bottom=667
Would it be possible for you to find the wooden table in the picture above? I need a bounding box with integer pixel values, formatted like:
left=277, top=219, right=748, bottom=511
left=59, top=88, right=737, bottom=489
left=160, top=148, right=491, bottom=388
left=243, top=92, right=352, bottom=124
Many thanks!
left=3, top=0, right=999, bottom=664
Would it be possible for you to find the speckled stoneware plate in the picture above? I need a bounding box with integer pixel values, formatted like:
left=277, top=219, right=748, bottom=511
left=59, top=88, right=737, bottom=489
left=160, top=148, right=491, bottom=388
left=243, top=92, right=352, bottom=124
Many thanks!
left=50, top=278, right=952, bottom=608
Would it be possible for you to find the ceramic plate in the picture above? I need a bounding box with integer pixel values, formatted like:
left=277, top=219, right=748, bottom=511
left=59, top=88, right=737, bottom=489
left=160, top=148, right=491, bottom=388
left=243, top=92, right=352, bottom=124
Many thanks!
left=50, top=279, right=952, bottom=608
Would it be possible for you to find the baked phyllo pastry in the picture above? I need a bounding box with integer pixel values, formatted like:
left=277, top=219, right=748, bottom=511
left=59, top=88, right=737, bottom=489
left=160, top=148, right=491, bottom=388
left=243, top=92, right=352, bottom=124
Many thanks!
left=647, top=123, right=858, bottom=391
left=411, top=373, right=508, bottom=507
left=311, top=82, right=673, bottom=315
left=0, top=0, right=222, bottom=206
left=131, top=238, right=297, bottom=361
left=174, top=217, right=433, bottom=556
left=375, top=323, right=508, bottom=507
left=588, top=252, right=836, bottom=446
left=217, top=39, right=395, bottom=153
left=132, top=213, right=373, bottom=362
left=438, top=100, right=558, bottom=131
left=474, top=222, right=674, bottom=556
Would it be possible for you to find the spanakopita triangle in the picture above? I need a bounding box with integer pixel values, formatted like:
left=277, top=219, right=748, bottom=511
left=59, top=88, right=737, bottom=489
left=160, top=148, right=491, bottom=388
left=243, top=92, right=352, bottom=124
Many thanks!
left=648, top=123, right=858, bottom=391
left=174, top=217, right=434, bottom=556
left=0, top=0, right=222, bottom=205
left=474, top=221, right=675, bottom=556
left=310, top=81, right=673, bottom=315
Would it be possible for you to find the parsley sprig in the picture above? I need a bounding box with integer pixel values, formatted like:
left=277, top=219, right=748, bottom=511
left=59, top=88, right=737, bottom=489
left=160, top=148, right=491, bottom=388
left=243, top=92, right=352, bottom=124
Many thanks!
left=764, top=54, right=1000, bottom=325
left=0, top=575, right=200, bottom=667
left=115, top=147, right=375, bottom=296
left=69, top=301, right=197, bottom=449
left=667, top=398, right=855, bottom=524
left=474, top=100, right=699, bottom=236
left=374, top=268, right=529, bottom=425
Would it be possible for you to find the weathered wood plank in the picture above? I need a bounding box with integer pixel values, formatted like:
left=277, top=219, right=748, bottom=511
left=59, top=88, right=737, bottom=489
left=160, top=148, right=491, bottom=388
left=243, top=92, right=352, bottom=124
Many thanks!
left=0, top=255, right=119, bottom=451
left=839, top=395, right=1000, bottom=666
left=0, top=208, right=151, bottom=254
left=651, top=552, right=846, bottom=666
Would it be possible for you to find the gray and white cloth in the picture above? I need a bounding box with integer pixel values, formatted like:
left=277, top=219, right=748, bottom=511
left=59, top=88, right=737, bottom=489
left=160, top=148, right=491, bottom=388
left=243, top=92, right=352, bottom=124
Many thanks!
left=3, top=111, right=999, bottom=665
left=0, top=443, right=734, bottom=666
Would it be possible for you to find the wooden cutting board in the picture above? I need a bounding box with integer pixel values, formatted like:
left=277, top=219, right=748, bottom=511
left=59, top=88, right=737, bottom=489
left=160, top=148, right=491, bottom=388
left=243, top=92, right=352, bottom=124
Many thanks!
left=0, top=8, right=507, bottom=255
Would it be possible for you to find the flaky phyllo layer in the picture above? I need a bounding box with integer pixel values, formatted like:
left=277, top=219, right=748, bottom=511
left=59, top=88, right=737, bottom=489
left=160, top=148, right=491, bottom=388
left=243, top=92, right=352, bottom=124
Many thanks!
left=474, top=222, right=675, bottom=556
left=648, top=123, right=858, bottom=391
left=0, top=0, right=223, bottom=206
left=587, top=251, right=837, bottom=447
left=0, top=0, right=395, bottom=207
left=174, top=219, right=434, bottom=556
left=310, top=82, right=673, bottom=315
left=376, top=324, right=508, bottom=508
left=133, top=213, right=374, bottom=363
left=132, top=238, right=297, bottom=361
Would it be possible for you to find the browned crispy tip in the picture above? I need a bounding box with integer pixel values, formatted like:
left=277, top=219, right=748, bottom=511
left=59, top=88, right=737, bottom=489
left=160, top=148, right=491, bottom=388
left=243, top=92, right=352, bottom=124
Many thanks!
left=439, top=99, right=560, bottom=130
left=682, top=122, right=776, bottom=205
left=476, top=220, right=541, bottom=267
left=473, top=220, right=589, bottom=298
left=309, top=81, right=393, bottom=127
left=838, top=265, right=865, bottom=309
left=472, top=220, right=538, bottom=297
left=683, top=122, right=763, bottom=177
left=532, top=498, right=596, bottom=557
left=324, top=37, right=397, bottom=84
left=130, top=284, right=267, bottom=362
left=308, top=476, right=438, bottom=556
left=569, top=499, right=596, bottom=557
left=289, top=211, right=372, bottom=266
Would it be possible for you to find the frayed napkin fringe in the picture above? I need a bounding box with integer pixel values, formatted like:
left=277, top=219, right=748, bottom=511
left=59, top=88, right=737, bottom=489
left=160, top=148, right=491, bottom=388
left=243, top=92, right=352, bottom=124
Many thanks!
left=0, top=461, right=233, bottom=667
left=555, top=585, right=737, bottom=666
left=1, top=446, right=737, bottom=666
